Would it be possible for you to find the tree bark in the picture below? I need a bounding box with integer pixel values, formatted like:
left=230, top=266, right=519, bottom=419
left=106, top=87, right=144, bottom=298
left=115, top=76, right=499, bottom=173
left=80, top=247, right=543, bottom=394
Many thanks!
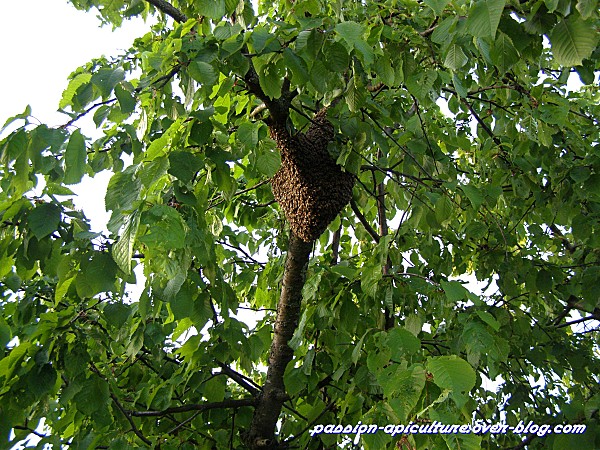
left=245, top=232, right=313, bottom=449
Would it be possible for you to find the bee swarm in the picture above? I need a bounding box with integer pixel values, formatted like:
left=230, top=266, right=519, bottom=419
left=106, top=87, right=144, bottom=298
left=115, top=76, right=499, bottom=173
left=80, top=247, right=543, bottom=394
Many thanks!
left=270, top=108, right=355, bottom=242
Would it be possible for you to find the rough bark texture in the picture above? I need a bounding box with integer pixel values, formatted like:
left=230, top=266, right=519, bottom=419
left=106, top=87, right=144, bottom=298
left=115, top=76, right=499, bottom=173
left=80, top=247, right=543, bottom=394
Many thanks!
left=245, top=232, right=313, bottom=449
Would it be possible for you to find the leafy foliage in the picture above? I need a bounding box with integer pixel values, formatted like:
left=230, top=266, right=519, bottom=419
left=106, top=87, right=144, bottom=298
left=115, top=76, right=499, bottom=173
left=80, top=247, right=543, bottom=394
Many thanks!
left=1, top=0, right=599, bottom=449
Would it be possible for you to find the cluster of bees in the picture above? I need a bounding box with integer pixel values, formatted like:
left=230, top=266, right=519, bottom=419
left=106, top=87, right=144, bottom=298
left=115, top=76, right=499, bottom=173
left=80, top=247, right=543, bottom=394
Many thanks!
left=270, top=108, right=355, bottom=242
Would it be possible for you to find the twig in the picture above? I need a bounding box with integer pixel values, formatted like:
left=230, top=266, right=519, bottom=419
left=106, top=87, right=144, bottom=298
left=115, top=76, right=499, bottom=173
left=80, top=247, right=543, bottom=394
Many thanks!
left=166, top=411, right=201, bottom=435
left=284, top=401, right=337, bottom=444
left=350, top=199, right=380, bottom=243
left=145, top=0, right=188, bottom=23
left=217, top=361, right=261, bottom=396
left=59, top=98, right=117, bottom=129
left=461, top=98, right=502, bottom=146
left=549, top=224, right=577, bottom=254
left=506, top=432, right=537, bottom=449
left=362, top=109, right=434, bottom=179
left=127, top=398, right=256, bottom=417
left=556, top=315, right=598, bottom=329
left=12, top=426, right=49, bottom=439
left=217, top=240, right=266, bottom=266
left=110, top=393, right=153, bottom=445
left=234, top=179, right=270, bottom=196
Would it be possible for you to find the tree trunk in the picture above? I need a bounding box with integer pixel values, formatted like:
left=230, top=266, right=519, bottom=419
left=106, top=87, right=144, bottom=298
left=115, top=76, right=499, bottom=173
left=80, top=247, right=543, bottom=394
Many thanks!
left=245, top=232, right=313, bottom=449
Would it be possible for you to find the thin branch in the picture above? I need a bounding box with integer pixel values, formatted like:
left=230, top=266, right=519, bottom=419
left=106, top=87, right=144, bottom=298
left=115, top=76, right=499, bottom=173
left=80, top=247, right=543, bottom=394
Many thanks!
left=350, top=199, right=380, bottom=243
left=360, top=165, right=443, bottom=186
left=238, top=306, right=277, bottom=312
left=154, top=65, right=182, bottom=89
left=234, top=179, right=270, bottom=197
left=375, top=148, right=394, bottom=330
left=217, top=361, right=261, bottom=396
left=110, top=394, right=152, bottom=445
left=12, top=426, right=49, bottom=439
left=145, top=0, right=189, bottom=23
left=549, top=224, right=577, bottom=254
left=166, top=411, right=201, bottom=435
left=389, top=272, right=440, bottom=286
left=217, top=240, right=266, bottom=266
left=556, top=315, right=598, bottom=329
left=505, top=432, right=537, bottom=449
left=419, top=17, right=439, bottom=37
left=59, top=98, right=117, bottom=129
left=128, top=398, right=256, bottom=417
left=461, top=98, right=502, bottom=146
left=284, top=401, right=337, bottom=444
left=362, top=109, right=434, bottom=179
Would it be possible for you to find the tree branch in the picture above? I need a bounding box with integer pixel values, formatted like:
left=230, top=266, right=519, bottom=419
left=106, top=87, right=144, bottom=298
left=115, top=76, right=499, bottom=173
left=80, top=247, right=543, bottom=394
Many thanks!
left=59, top=98, right=117, bottom=129
left=375, top=152, right=394, bottom=330
left=110, top=393, right=153, bottom=445
left=127, top=398, right=256, bottom=417
left=145, top=0, right=188, bottom=23
left=217, top=361, right=261, bottom=396
left=245, top=232, right=313, bottom=449
left=461, top=98, right=502, bottom=146
left=549, top=224, right=577, bottom=254
left=350, top=199, right=380, bottom=243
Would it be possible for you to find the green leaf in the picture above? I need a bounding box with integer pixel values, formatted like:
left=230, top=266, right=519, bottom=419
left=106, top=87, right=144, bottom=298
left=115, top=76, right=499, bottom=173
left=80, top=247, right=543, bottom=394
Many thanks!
left=237, top=122, right=260, bottom=149
left=0, top=318, right=11, bottom=348
left=324, top=42, right=350, bottom=73
left=251, top=27, right=280, bottom=53
left=536, top=269, right=553, bottom=292
left=104, top=303, right=132, bottom=329
left=352, top=331, right=368, bottom=364
left=197, top=0, right=226, bottom=20
left=309, top=59, right=329, bottom=93
left=138, top=205, right=186, bottom=250
left=387, top=328, right=421, bottom=357
left=63, top=130, right=87, bottom=185
left=282, top=48, right=310, bottom=83
left=112, top=210, right=140, bottom=274
left=105, top=166, right=142, bottom=213
left=2, top=105, right=31, bottom=131
left=335, top=21, right=364, bottom=47
left=427, top=355, right=476, bottom=392
left=424, top=0, right=450, bottom=15
left=29, top=364, right=58, bottom=396
left=373, top=57, right=395, bottom=86
left=168, top=150, right=203, bottom=183
left=550, top=16, right=599, bottom=67
left=476, top=311, right=500, bottom=331
left=114, top=84, right=136, bottom=114
left=335, top=21, right=374, bottom=65
left=441, top=280, right=469, bottom=302
left=379, top=365, right=426, bottom=420
left=256, top=146, right=281, bottom=177
left=76, top=252, right=119, bottom=297
left=74, top=377, right=110, bottom=414
left=444, top=44, right=468, bottom=70
left=460, top=184, right=484, bottom=209
left=59, top=74, right=92, bottom=110
left=345, top=76, right=365, bottom=112
left=405, top=71, right=437, bottom=101
left=466, top=0, right=506, bottom=38
left=189, top=61, right=218, bottom=87
left=490, top=32, right=520, bottom=74
left=576, top=0, right=598, bottom=19
left=259, top=63, right=283, bottom=99
left=28, top=203, right=61, bottom=239
left=189, top=119, right=214, bottom=146
left=91, top=67, right=125, bottom=98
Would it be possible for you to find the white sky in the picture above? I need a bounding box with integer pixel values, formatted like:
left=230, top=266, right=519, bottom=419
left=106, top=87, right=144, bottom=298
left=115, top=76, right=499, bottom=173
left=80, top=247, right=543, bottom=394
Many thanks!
left=0, top=0, right=153, bottom=232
